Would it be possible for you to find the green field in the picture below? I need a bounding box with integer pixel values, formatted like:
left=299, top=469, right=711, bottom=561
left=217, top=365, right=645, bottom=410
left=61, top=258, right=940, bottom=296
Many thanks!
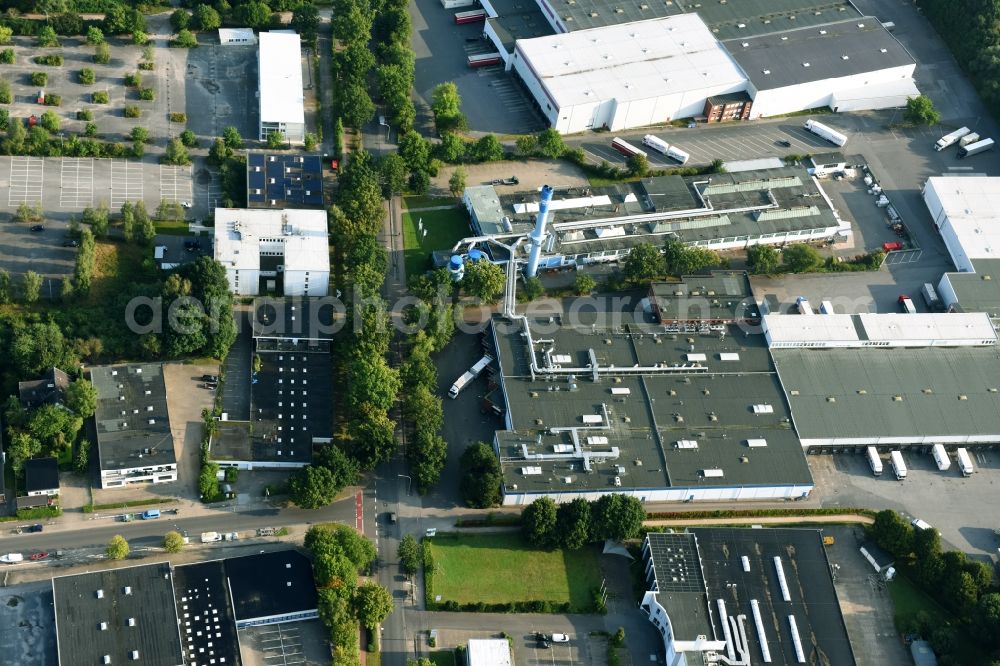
left=402, top=207, right=470, bottom=279
left=403, top=195, right=458, bottom=209
left=429, top=651, right=456, bottom=666
left=427, top=533, right=602, bottom=608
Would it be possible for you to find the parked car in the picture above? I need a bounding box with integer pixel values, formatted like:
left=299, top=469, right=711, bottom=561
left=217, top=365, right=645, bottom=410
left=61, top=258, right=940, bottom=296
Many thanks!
left=29, top=552, right=48, bottom=561
left=537, top=639, right=550, bottom=649
left=550, top=634, right=570, bottom=643
left=184, top=239, right=202, bottom=252
left=776, top=139, right=792, bottom=147
left=202, top=374, right=219, bottom=382
left=26, top=524, right=43, bottom=533
left=387, top=512, right=397, bottom=524
left=62, top=238, right=78, bottom=247
left=181, top=201, right=192, bottom=209
left=425, top=528, right=437, bottom=537
left=29, top=225, right=43, bottom=232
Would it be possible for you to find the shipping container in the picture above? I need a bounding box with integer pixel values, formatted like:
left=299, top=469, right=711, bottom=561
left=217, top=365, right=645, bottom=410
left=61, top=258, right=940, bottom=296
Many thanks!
left=956, top=448, right=974, bottom=476
left=803, top=119, right=847, bottom=146
left=932, top=444, right=951, bottom=471
left=641, top=134, right=670, bottom=155
left=934, top=127, right=971, bottom=151
left=611, top=137, right=647, bottom=159
left=958, top=137, right=995, bottom=158
left=866, top=446, right=883, bottom=476
left=467, top=52, right=502, bottom=68
left=454, top=8, right=486, bottom=23
left=890, top=451, right=907, bottom=480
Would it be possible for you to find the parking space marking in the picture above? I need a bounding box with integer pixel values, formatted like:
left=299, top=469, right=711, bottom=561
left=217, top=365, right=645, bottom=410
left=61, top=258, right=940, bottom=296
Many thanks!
left=8, top=156, right=44, bottom=205
left=159, top=164, right=192, bottom=205
left=60, top=158, right=94, bottom=208
left=109, top=159, right=144, bottom=208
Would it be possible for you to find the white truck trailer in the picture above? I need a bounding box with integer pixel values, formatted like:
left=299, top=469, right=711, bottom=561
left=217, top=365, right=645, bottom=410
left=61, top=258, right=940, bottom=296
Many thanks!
left=932, top=444, right=951, bottom=471
left=958, top=137, right=995, bottom=158
left=934, top=127, right=971, bottom=151
left=804, top=119, right=847, bottom=147
left=959, top=132, right=981, bottom=148
left=866, top=446, right=883, bottom=476
left=641, top=134, right=670, bottom=155
left=890, top=450, right=907, bottom=480
left=448, top=354, right=492, bottom=398
left=956, top=448, right=974, bottom=476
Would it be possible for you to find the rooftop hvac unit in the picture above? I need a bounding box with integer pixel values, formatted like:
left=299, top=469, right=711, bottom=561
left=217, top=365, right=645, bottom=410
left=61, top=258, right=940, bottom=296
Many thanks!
left=703, top=468, right=724, bottom=478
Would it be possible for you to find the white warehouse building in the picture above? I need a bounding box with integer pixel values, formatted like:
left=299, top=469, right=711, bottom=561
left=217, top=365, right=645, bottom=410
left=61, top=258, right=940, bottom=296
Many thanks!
left=258, top=31, right=305, bottom=143
left=214, top=208, right=329, bottom=297
left=510, top=14, right=748, bottom=134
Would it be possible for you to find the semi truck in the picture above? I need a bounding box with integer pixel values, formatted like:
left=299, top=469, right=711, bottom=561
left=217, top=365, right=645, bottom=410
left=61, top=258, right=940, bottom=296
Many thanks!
left=958, top=137, right=995, bottom=158
left=956, top=448, right=974, bottom=476
left=890, top=450, right=907, bottom=480
left=866, top=446, right=883, bottom=476
left=932, top=443, right=951, bottom=471
left=803, top=119, right=848, bottom=147
left=959, top=132, right=981, bottom=148
left=448, top=354, right=493, bottom=398
left=934, top=127, right=971, bottom=151
left=898, top=295, right=916, bottom=314
left=921, top=283, right=941, bottom=311
left=611, top=137, right=647, bottom=159
left=641, top=134, right=670, bottom=155
left=796, top=296, right=813, bottom=315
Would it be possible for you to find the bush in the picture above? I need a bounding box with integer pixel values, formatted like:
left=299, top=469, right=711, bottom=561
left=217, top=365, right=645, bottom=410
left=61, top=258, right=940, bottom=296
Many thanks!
left=92, top=90, right=109, bottom=104
left=85, top=122, right=97, bottom=137
left=42, top=94, right=61, bottom=106
left=77, top=109, right=93, bottom=121
left=179, top=129, right=197, bottom=147
left=169, top=112, right=186, bottom=123
left=93, top=42, right=110, bottom=64
left=138, top=61, right=154, bottom=71
left=124, top=72, right=141, bottom=87
left=0, top=81, right=10, bottom=104
left=34, top=54, right=64, bottom=66
left=138, top=88, right=154, bottom=101
left=30, top=72, right=48, bottom=86
left=172, top=29, right=198, bottom=49
left=124, top=105, right=140, bottom=118
left=78, top=68, right=96, bottom=85
left=0, top=49, right=14, bottom=65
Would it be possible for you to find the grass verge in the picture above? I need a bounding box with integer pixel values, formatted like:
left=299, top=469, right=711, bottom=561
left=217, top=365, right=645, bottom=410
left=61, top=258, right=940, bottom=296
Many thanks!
left=402, top=195, right=458, bottom=209
left=402, top=208, right=470, bottom=279
left=83, top=497, right=177, bottom=513
left=153, top=218, right=191, bottom=236
left=429, top=651, right=456, bottom=666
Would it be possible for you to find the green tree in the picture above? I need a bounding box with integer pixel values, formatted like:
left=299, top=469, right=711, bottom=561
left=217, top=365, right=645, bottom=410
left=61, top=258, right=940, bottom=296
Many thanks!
left=130, top=126, right=150, bottom=143
left=37, top=26, right=60, bottom=48
left=238, top=1, right=273, bottom=30
left=470, top=134, right=504, bottom=162
left=4, top=115, right=26, bottom=154
left=355, top=581, right=393, bottom=629
left=781, top=243, right=823, bottom=273
left=304, top=132, right=318, bottom=151
left=623, top=242, right=664, bottom=283
left=410, top=430, right=447, bottom=494
left=291, top=3, right=321, bottom=46
left=573, top=273, right=596, bottom=295
left=22, top=270, right=42, bottom=303
left=199, top=460, right=220, bottom=500
left=65, top=378, right=98, bottom=417
left=626, top=153, right=649, bottom=177
left=165, top=138, right=191, bottom=165
left=409, top=170, right=430, bottom=195
left=86, top=26, right=104, bottom=45
left=305, top=523, right=376, bottom=570
left=0, top=268, right=10, bottom=304
left=439, top=133, right=467, bottom=163
left=170, top=9, right=190, bottom=31
left=193, top=5, right=221, bottom=31
left=0, top=26, right=12, bottom=45
left=131, top=30, right=148, bottom=46
left=462, top=259, right=505, bottom=302
left=74, top=438, right=90, bottom=473
left=522, top=496, right=558, bottom=548
left=398, top=534, right=422, bottom=576
left=179, top=129, right=197, bottom=147
left=313, top=444, right=360, bottom=490
left=398, top=130, right=431, bottom=171
left=591, top=494, right=645, bottom=541
left=94, top=42, right=110, bottom=64
left=431, top=82, right=464, bottom=134
left=459, top=442, right=502, bottom=508
left=222, top=126, right=243, bottom=149
left=871, top=509, right=913, bottom=559
left=163, top=530, right=185, bottom=553
left=556, top=497, right=592, bottom=549
left=904, top=95, right=941, bottom=126
left=78, top=68, right=96, bottom=85
left=266, top=131, right=286, bottom=149
left=172, top=29, right=198, bottom=48
left=289, top=465, right=340, bottom=509
left=448, top=166, right=467, bottom=197
left=515, top=134, right=538, bottom=157
left=673, top=246, right=719, bottom=276
left=106, top=535, right=130, bottom=560
left=7, top=432, right=41, bottom=473
left=82, top=204, right=109, bottom=237
left=347, top=356, right=400, bottom=412
left=536, top=128, right=565, bottom=159
left=379, top=153, right=407, bottom=197
left=747, top=244, right=780, bottom=274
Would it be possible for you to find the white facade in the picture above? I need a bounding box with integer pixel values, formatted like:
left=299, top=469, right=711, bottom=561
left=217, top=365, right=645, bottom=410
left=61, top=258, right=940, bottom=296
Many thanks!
left=923, top=177, right=1000, bottom=273
left=511, top=15, right=748, bottom=134
left=101, top=464, right=178, bottom=489
left=214, top=208, right=330, bottom=297
left=219, top=28, right=257, bottom=45
left=763, top=312, right=997, bottom=348
left=501, top=482, right=813, bottom=505
left=641, top=591, right=725, bottom=666
left=258, top=32, right=305, bottom=143
left=748, top=66, right=918, bottom=118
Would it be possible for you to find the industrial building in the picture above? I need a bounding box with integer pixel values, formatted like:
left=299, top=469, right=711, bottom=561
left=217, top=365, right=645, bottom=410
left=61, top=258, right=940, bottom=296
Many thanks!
left=257, top=31, right=305, bottom=143
left=466, top=638, right=514, bottom=666
left=172, top=560, right=243, bottom=666
left=90, top=364, right=177, bottom=489
left=486, top=275, right=814, bottom=505
left=462, top=165, right=850, bottom=270
left=490, top=0, right=917, bottom=134
left=247, top=153, right=324, bottom=209
left=640, top=529, right=855, bottom=666
left=214, top=208, right=330, bottom=297
left=225, top=551, right=319, bottom=627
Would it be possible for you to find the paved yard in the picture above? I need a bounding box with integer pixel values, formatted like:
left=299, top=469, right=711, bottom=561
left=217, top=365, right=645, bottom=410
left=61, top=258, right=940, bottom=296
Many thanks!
left=239, top=619, right=330, bottom=666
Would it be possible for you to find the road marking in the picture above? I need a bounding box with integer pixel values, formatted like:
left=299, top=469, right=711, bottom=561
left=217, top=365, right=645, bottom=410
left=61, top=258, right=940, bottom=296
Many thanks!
left=60, top=158, right=94, bottom=208
left=159, top=164, right=193, bottom=204
left=109, top=159, right=144, bottom=208
left=8, top=156, right=44, bottom=205
left=355, top=491, right=363, bottom=532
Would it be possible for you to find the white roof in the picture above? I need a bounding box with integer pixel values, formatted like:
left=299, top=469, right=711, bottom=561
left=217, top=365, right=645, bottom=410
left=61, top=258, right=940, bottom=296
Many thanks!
left=763, top=313, right=861, bottom=344
left=515, top=14, right=747, bottom=109
left=258, top=32, right=304, bottom=124
left=925, top=177, right=1000, bottom=261
left=857, top=312, right=996, bottom=344
left=467, top=639, right=513, bottom=666
left=213, top=208, right=329, bottom=273
left=219, top=28, right=256, bottom=42
left=764, top=312, right=997, bottom=347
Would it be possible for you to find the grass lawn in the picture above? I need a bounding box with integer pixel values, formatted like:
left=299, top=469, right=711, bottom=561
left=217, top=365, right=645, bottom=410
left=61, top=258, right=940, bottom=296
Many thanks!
left=402, top=208, right=470, bottom=279
left=429, top=651, right=456, bottom=666
left=402, top=194, right=457, bottom=209
left=153, top=218, right=190, bottom=236
left=888, top=573, right=986, bottom=664
left=90, top=240, right=145, bottom=303
left=427, top=533, right=602, bottom=609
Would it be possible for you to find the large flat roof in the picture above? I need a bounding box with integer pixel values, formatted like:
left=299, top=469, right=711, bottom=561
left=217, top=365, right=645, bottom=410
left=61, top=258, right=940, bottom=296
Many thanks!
left=467, top=638, right=513, bottom=666
left=225, top=551, right=318, bottom=623
left=247, top=153, right=324, bottom=209
left=644, top=532, right=715, bottom=641
left=52, top=563, right=183, bottom=666
left=945, top=258, right=1000, bottom=318
left=763, top=312, right=997, bottom=347
left=91, top=364, right=176, bottom=473
left=251, top=297, right=338, bottom=341
left=773, top=347, right=1000, bottom=441
left=724, top=18, right=915, bottom=90
left=258, top=32, right=305, bottom=125
left=173, top=561, right=243, bottom=666
left=925, top=177, right=1000, bottom=263
left=214, top=208, right=329, bottom=274
left=251, top=344, right=333, bottom=455
left=514, top=14, right=747, bottom=110
left=691, top=528, right=856, bottom=665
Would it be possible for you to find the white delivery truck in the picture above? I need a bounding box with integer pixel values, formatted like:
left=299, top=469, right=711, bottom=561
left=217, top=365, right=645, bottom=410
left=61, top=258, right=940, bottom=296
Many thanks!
left=200, top=532, right=223, bottom=543
left=641, top=134, right=670, bottom=155
left=866, top=446, right=883, bottom=476
left=820, top=300, right=835, bottom=315
left=958, top=137, right=995, bottom=158
left=934, top=127, right=971, bottom=151
left=448, top=354, right=492, bottom=398
left=956, top=448, right=974, bottom=476
left=666, top=145, right=690, bottom=165
left=804, top=119, right=848, bottom=146
left=931, top=444, right=951, bottom=471
left=890, top=451, right=907, bottom=480
left=796, top=297, right=813, bottom=315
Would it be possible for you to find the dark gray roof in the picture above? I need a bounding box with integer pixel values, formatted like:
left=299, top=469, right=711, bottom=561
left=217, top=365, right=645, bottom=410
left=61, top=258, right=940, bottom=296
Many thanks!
left=24, top=457, right=59, bottom=494
left=810, top=152, right=847, bottom=166
left=691, top=528, right=856, bottom=666
left=860, top=540, right=894, bottom=568
left=706, top=91, right=753, bottom=106
left=643, top=532, right=715, bottom=641
left=724, top=18, right=914, bottom=91
left=0, top=581, right=58, bottom=666
left=772, top=347, right=1000, bottom=441
left=946, top=258, right=1000, bottom=318
left=487, top=0, right=553, bottom=52
left=173, top=561, right=242, bottom=666
left=251, top=297, right=337, bottom=341
left=18, top=367, right=70, bottom=409
left=225, top=551, right=318, bottom=623
left=247, top=152, right=324, bottom=209
left=649, top=272, right=760, bottom=324
left=91, top=364, right=176, bottom=473
left=52, top=563, right=183, bottom=666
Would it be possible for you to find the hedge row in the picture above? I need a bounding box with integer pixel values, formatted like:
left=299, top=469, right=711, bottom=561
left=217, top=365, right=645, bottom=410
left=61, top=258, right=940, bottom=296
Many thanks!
left=645, top=507, right=876, bottom=521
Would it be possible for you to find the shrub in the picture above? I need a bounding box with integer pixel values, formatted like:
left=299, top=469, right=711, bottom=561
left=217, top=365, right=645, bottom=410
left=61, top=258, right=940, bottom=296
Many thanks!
left=42, top=94, right=61, bottom=106
left=77, top=109, right=93, bottom=121
left=92, top=90, right=109, bottom=104
left=124, top=72, right=141, bottom=87
left=172, top=29, right=198, bottom=49
left=124, top=105, right=140, bottom=118
left=138, top=61, right=154, bottom=71
left=34, top=54, right=64, bottom=66
left=0, top=49, right=13, bottom=65
left=85, top=122, right=97, bottom=137
left=78, top=68, right=95, bottom=85
left=30, top=72, right=47, bottom=86
left=0, top=81, right=10, bottom=104
left=179, top=129, right=197, bottom=147
left=169, top=112, right=186, bottom=123
left=37, top=26, right=60, bottom=48
left=94, top=42, right=110, bottom=64
left=138, top=88, right=154, bottom=101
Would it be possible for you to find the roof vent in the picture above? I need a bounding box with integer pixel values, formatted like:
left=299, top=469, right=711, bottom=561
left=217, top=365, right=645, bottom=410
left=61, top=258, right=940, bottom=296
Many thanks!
left=124, top=586, right=132, bottom=595
left=857, top=389, right=867, bottom=395
left=741, top=42, right=749, bottom=47
left=922, top=388, right=933, bottom=394
left=842, top=55, right=850, bottom=60
left=100, top=622, right=108, bottom=630
left=96, top=589, right=104, bottom=599
left=762, top=69, right=771, bottom=75
left=959, top=394, right=968, bottom=401
left=789, top=390, right=799, bottom=396
left=128, top=617, right=136, bottom=626
left=880, top=48, right=887, bottom=53
left=892, top=395, right=903, bottom=402
left=819, top=30, right=827, bottom=34
left=737, top=22, right=745, bottom=28
left=858, top=22, right=865, bottom=27
left=802, top=62, right=810, bottom=67
left=989, top=388, right=999, bottom=393
left=781, top=36, right=788, bottom=41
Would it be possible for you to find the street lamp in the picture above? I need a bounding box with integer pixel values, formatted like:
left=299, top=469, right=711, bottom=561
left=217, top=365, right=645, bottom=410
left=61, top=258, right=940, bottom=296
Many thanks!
left=397, top=474, right=411, bottom=495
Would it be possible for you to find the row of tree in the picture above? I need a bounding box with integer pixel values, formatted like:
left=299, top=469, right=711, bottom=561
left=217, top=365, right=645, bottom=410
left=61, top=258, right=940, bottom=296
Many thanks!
left=373, top=0, right=416, bottom=132
left=622, top=239, right=721, bottom=284
left=521, top=494, right=645, bottom=550
left=329, top=0, right=376, bottom=129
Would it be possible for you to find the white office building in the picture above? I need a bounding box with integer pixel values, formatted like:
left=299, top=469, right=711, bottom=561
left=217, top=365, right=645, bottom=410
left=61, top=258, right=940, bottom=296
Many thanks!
left=258, top=31, right=305, bottom=143
left=214, top=208, right=329, bottom=296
